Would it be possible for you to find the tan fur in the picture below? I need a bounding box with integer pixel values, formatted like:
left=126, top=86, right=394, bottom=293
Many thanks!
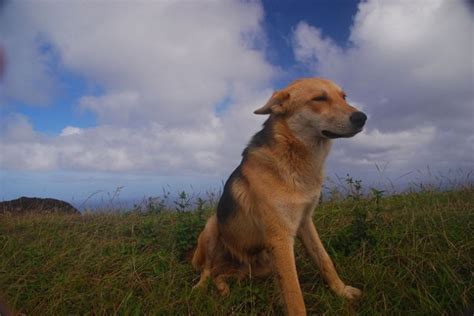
left=192, top=78, right=365, bottom=315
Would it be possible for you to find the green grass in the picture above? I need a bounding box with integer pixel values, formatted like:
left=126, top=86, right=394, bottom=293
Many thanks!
left=0, top=187, right=473, bottom=315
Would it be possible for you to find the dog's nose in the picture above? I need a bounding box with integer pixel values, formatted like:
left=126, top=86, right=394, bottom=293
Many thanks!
left=350, top=111, right=367, bottom=128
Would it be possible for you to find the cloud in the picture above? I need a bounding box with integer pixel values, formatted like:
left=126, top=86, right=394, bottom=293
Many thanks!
left=293, top=0, right=473, bottom=132
left=0, top=1, right=275, bottom=174
left=25, top=1, right=274, bottom=128
left=331, top=127, right=436, bottom=166
left=60, top=126, right=83, bottom=137
left=1, top=0, right=472, bottom=190
left=0, top=113, right=226, bottom=173
left=293, top=0, right=474, bottom=176
left=0, top=3, right=59, bottom=105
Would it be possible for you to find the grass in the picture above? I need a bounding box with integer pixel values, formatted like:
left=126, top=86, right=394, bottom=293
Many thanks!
left=0, top=186, right=473, bottom=315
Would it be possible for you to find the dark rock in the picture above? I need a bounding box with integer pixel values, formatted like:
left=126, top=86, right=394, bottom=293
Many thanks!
left=0, top=196, right=79, bottom=214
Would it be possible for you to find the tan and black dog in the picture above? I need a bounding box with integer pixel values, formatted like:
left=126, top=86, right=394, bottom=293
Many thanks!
left=192, top=78, right=366, bottom=315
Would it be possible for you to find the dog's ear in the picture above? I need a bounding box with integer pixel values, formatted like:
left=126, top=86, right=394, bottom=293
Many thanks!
left=254, top=90, right=290, bottom=115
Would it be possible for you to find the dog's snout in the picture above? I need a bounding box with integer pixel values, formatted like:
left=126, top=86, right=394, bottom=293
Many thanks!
left=350, top=112, right=367, bottom=128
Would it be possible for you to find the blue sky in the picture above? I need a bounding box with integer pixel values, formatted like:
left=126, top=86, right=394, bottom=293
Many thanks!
left=262, top=0, right=358, bottom=67
left=0, top=0, right=472, bottom=206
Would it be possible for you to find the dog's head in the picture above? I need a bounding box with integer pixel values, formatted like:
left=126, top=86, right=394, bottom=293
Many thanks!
left=254, top=78, right=367, bottom=141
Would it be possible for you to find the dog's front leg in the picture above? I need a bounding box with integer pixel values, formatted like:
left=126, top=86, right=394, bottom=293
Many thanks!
left=298, top=219, right=362, bottom=301
left=269, top=236, right=306, bottom=316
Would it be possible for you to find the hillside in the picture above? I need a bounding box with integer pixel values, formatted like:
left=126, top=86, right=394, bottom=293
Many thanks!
left=0, top=188, right=472, bottom=315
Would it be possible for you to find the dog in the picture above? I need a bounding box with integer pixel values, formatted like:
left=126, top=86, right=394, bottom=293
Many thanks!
left=192, top=78, right=366, bottom=315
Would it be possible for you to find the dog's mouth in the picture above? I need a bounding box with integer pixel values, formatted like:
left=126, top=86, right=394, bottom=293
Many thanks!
left=322, top=129, right=362, bottom=139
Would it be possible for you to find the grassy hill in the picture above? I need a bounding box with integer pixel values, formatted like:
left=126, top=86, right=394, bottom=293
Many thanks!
left=0, top=187, right=472, bottom=315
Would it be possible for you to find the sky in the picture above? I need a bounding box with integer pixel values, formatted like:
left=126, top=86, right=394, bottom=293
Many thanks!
left=0, top=0, right=473, bottom=207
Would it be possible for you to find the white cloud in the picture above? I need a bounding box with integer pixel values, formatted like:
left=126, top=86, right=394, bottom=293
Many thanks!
left=60, top=126, right=83, bottom=137
left=26, top=1, right=274, bottom=128
left=0, top=114, right=36, bottom=141
left=0, top=4, right=59, bottom=106
left=332, top=127, right=436, bottom=166
left=1, top=0, right=472, bottom=188
left=1, top=118, right=224, bottom=173
left=0, top=1, right=275, bottom=174
left=293, top=0, right=473, bottom=132
left=293, top=0, right=474, bottom=175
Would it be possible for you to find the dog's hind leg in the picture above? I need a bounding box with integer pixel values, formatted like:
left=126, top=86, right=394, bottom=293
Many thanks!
left=192, top=215, right=219, bottom=289
left=192, top=240, right=211, bottom=290
left=298, top=219, right=362, bottom=301
left=208, top=240, right=237, bottom=297
left=210, top=253, right=243, bottom=297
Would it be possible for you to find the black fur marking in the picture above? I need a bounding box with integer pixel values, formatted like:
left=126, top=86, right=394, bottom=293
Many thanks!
left=217, top=118, right=274, bottom=224
left=242, top=117, right=274, bottom=159
left=217, top=165, right=242, bottom=224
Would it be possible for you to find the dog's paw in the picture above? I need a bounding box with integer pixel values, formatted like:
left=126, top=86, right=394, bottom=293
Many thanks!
left=217, top=283, right=230, bottom=297
left=343, top=285, right=362, bottom=301
left=192, top=282, right=205, bottom=291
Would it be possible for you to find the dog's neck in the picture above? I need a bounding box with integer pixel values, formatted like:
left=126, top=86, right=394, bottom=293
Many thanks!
left=250, top=117, right=332, bottom=190
left=274, top=117, right=331, bottom=166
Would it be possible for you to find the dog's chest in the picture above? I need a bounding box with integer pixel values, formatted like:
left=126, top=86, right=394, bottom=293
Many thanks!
left=272, top=189, right=321, bottom=233
left=269, top=167, right=323, bottom=231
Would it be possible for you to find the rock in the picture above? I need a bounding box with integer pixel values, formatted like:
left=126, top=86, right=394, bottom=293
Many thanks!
left=0, top=196, right=79, bottom=214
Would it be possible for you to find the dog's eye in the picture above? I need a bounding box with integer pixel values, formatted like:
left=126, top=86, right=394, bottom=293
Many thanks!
left=312, top=95, right=328, bottom=102
left=342, top=94, right=347, bottom=100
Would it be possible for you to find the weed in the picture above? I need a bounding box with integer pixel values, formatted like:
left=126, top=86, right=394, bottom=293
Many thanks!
left=346, top=174, right=363, bottom=200
left=329, top=175, right=379, bottom=256
left=174, top=191, right=192, bottom=213
left=173, top=210, right=205, bottom=259
left=195, top=197, right=207, bottom=221
left=133, top=189, right=170, bottom=214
